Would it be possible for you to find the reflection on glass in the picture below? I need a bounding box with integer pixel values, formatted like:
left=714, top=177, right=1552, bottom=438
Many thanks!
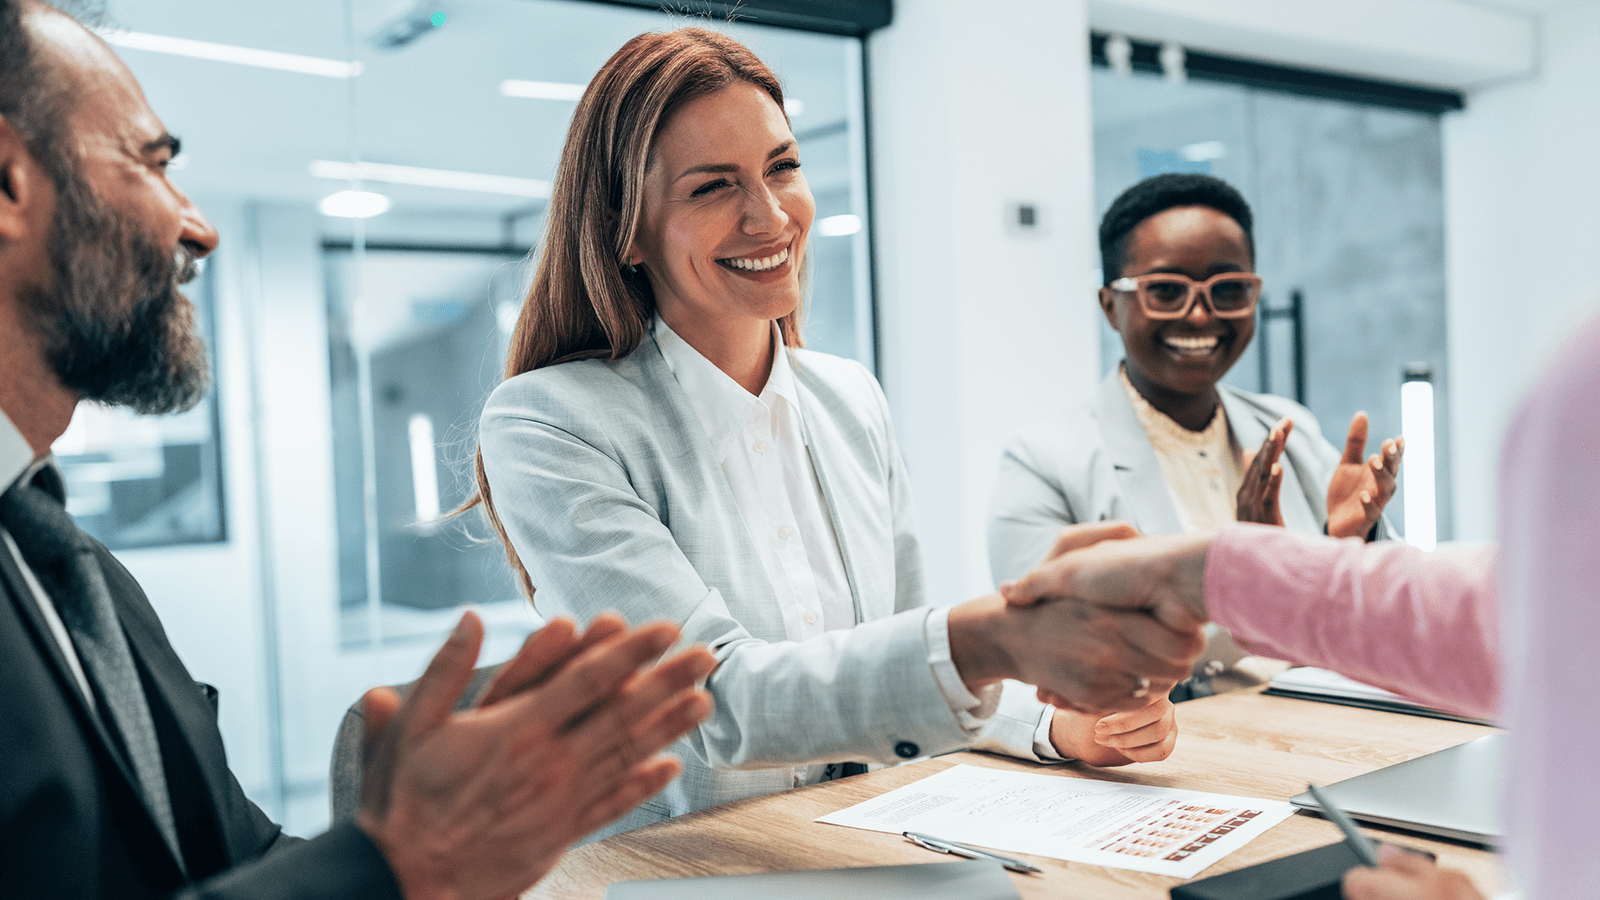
left=54, top=263, right=226, bottom=550
left=325, top=246, right=526, bottom=646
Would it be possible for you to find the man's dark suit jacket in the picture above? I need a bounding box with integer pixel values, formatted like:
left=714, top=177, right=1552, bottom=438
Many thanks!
left=0, top=529, right=403, bottom=899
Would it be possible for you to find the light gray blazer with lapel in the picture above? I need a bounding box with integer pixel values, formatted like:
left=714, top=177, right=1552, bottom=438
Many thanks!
left=988, top=371, right=1391, bottom=584
left=479, top=335, right=1046, bottom=840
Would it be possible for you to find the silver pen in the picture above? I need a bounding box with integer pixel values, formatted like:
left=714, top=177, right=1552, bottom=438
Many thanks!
left=903, top=831, right=1044, bottom=874
left=1306, top=782, right=1381, bottom=866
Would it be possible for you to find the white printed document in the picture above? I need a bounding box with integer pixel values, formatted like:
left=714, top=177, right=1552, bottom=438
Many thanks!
left=816, top=764, right=1294, bottom=879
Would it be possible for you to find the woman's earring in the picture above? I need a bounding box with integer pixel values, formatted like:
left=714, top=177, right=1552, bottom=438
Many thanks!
left=624, top=262, right=637, bottom=275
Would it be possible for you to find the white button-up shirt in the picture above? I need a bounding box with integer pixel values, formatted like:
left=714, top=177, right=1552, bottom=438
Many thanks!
left=652, top=318, right=859, bottom=642
left=651, top=318, right=995, bottom=758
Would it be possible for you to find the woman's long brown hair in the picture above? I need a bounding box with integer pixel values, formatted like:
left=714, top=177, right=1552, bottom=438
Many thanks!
left=465, top=28, right=804, bottom=602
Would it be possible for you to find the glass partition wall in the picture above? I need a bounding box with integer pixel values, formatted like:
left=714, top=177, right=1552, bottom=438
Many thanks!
left=89, top=0, right=876, bottom=834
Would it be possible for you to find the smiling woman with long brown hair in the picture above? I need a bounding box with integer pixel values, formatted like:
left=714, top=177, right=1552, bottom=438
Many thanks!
left=468, top=27, right=1188, bottom=840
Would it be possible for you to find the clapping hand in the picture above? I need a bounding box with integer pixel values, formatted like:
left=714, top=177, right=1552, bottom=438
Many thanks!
left=1237, top=418, right=1292, bottom=526
left=1326, top=412, right=1402, bottom=539
left=357, top=612, right=715, bottom=900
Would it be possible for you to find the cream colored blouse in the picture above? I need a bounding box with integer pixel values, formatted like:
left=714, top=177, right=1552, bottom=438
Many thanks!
left=1119, top=366, right=1246, bottom=533
left=1119, top=367, right=1287, bottom=689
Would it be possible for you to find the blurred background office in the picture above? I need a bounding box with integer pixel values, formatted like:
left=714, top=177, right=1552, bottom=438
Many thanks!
left=73, top=0, right=1595, bottom=838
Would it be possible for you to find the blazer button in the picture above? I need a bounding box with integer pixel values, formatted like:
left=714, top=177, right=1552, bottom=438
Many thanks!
left=894, top=741, right=920, bottom=759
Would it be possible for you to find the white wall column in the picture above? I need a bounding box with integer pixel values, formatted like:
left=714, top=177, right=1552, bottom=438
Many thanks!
left=1443, top=0, right=1600, bottom=540
left=870, top=0, right=1103, bottom=600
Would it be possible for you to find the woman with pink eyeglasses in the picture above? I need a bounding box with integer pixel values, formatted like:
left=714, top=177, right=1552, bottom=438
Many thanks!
left=989, top=173, right=1404, bottom=699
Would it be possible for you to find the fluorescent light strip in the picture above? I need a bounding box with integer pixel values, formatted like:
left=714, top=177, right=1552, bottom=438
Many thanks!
left=97, top=29, right=362, bottom=79
left=408, top=414, right=441, bottom=522
left=1400, top=379, right=1437, bottom=551
left=1180, top=140, right=1226, bottom=162
left=310, top=160, right=551, bottom=198
left=500, top=79, right=587, bottom=101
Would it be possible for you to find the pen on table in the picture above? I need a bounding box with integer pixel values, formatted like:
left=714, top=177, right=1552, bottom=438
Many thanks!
left=903, top=831, right=1043, bottom=874
left=1306, top=782, right=1380, bottom=866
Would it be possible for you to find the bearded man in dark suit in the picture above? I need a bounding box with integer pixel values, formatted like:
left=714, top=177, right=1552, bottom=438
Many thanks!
left=0, top=3, right=716, bottom=897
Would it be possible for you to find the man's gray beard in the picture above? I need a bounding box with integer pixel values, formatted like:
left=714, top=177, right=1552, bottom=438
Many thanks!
left=19, top=168, right=211, bottom=416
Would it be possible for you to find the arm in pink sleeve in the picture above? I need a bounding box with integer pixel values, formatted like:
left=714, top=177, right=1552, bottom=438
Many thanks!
left=1204, top=522, right=1498, bottom=719
left=1496, top=314, right=1600, bottom=900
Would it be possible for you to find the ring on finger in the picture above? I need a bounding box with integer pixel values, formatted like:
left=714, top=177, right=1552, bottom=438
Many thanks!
left=1131, top=676, right=1151, bottom=699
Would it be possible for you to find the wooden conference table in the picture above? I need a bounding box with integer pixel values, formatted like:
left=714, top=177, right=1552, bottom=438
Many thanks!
left=528, top=688, right=1504, bottom=899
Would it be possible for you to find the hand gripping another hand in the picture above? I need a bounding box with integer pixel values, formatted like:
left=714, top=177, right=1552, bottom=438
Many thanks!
left=997, top=524, right=1214, bottom=714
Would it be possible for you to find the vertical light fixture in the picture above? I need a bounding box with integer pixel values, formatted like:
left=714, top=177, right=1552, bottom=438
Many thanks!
left=1104, top=33, right=1132, bottom=75
left=408, top=413, right=440, bottom=522
left=1401, top=364, right=1436, bottom=551
left=1159, top=41, right=1187, bottom=84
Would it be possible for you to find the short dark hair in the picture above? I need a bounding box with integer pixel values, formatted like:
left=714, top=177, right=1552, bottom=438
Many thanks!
left=1097, top=173, right=1255, bottom=285
left=0, top=0, right=101, bottom=188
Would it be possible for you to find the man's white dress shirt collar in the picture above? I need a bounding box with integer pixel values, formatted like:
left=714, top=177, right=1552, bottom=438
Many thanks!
left=0, top=404, right=96, bottom=704
left=0, top=404, right=38, bottom=493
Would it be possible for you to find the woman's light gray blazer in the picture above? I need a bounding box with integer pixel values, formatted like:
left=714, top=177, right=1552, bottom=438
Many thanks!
left=479, top=336, right=1046, bottom=840
left=989, top=371, right=1392, bottom=584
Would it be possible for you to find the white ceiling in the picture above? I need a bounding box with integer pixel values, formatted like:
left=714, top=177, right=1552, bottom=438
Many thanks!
left=102, top=0, right=862, bottom=235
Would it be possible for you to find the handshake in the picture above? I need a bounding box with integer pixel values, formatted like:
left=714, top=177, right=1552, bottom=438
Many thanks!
left=351, top=521, right=1212, bottom=900
left=980, top=522, right=1218, bottom=714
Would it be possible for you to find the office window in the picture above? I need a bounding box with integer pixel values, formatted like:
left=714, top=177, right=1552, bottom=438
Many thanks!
left=324, top=245, right=526, bottom=647
left=53, top=263, right=227, bottom=550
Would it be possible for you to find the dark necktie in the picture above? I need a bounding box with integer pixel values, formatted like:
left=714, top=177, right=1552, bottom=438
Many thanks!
left=0, top=467, right=184, bottom=867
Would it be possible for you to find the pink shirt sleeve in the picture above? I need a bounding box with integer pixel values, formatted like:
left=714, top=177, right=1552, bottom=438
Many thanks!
left=1199, top=312, right=1600, bottom=896
left=1204, top=522, right=1498, bottom=720
left=1496, top=314, right=1600, bottom=900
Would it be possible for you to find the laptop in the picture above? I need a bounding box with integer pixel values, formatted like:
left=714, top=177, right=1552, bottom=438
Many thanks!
left=1290, top=733, right=1503, bottom=847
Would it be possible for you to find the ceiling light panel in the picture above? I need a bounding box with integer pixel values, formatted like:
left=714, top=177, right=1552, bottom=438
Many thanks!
left=310, top=160, right=552, bottom=198
left=97, top=29, right=362, bottom=78
left=500, top=79, right=587, bottom=101
left=319, top=190, right=391, bottom=218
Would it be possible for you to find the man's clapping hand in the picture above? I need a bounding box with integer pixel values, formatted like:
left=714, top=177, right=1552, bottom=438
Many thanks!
left=356, top=612, right=715, bottom=900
